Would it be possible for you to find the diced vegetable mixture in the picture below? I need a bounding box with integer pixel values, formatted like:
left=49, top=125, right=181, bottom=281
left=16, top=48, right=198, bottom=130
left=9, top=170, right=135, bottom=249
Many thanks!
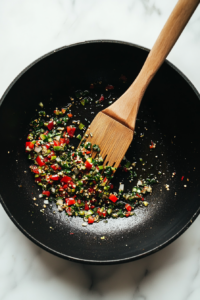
left=26, top=84, right=157, bottom=224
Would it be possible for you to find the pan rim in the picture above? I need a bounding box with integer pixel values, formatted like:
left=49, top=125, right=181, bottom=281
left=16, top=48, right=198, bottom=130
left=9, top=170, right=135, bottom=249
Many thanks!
left=0, top=39, right=200, bottom=265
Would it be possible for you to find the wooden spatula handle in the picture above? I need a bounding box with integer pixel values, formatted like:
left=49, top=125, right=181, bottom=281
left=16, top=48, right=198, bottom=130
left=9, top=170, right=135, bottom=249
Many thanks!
left=103, top=0, right=199, bottom=130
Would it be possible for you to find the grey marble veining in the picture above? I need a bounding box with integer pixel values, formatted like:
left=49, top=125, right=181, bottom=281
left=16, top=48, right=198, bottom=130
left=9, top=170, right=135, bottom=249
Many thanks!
left=0, top=0, right=200, bottom=299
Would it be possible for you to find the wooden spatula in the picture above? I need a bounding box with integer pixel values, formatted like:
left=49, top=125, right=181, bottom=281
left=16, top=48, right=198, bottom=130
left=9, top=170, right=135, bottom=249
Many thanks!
left=81, top=0, right=199, bottom=168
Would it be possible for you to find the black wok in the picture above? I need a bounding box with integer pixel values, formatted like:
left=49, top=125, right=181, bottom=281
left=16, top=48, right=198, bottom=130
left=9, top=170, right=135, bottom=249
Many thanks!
left=0, top=40, right=200, bottom=264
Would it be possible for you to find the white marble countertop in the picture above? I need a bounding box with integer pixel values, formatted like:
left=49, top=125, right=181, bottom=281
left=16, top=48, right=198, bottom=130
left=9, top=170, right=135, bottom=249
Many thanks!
left=0, top=1, right=200, bottom=299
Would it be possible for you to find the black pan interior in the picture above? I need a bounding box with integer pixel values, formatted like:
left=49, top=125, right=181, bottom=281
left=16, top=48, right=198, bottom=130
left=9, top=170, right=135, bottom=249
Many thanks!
left=0, top=41, right=200, bottom=264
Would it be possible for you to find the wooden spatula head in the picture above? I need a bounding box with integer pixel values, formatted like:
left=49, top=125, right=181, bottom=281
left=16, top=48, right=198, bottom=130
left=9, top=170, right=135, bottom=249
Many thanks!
left=81, top=112, right=133, bottom=168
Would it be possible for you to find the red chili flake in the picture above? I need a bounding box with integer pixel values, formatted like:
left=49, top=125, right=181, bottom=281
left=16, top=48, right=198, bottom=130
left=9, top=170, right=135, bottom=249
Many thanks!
left=105, top=85, right=114, bottom=90
left=181, top=176, right=184, bottom=181
left=70, top=232, right=74, bottom=235
left=99, top=94, right=104, bottom=102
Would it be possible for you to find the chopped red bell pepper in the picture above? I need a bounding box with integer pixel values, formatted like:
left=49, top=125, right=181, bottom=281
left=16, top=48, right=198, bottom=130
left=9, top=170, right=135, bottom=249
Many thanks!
left=51, top=164, right=61, bottom=171
left=136, top=193, right=142, bottom=198
left=85, top=160, right=93, bottom=170
left=59, top=138, right=68, bottom=145
left=86, top=151, right=91, bottom=155
left=109, top=194, right=118, bottom=203
left=43, top=157, right=49, bottom=163
left=45, top=143, right=51, bottom=149
left=26, top=141, right=34, bottom=150
left=67, top=126, right=76, bottom=137
left=61, top=176, right=72, bottom=183
left=36, top=156, right=45, bottom=167
left=125, top=204, right=132, bottom=211
left=63, top=184, right=69, bottom=189
left=61, top=108, right=66, bottom=114
left=35, top=177, right=41, bottom=182
left=32, top=165, right=39, bottom=174
left=47, top=151, right=55, bottom=159
left=102, top=211, right=107, bottom=217
left=68, top=113, right=73, bottom=118
left=65, top=138, right=70, bottom=145
left=50, top=174, right=60, bottom=181
left=47, top=121, right=54, bottom=130
left=181, top=176, right=184, bottom=181
left=66, top=207, right=72, bottom=216
left=88, top=187, right=94, bottom=193
left=44, top=131, right=49, bottom=135
left=65, top=198, right=76, bottom=205
left=84, top=203, right=89, bottom=210
left=69, top=181, right=76, bottom=189
left=42, top=191, right=50, bottom=197
left=125, top=212, right=130, bottom=217
left=110, top=183, right=114, bottom=189
left=88, top=216, right=94, bottom=224
left=53, top=140, right=60, bottom=146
